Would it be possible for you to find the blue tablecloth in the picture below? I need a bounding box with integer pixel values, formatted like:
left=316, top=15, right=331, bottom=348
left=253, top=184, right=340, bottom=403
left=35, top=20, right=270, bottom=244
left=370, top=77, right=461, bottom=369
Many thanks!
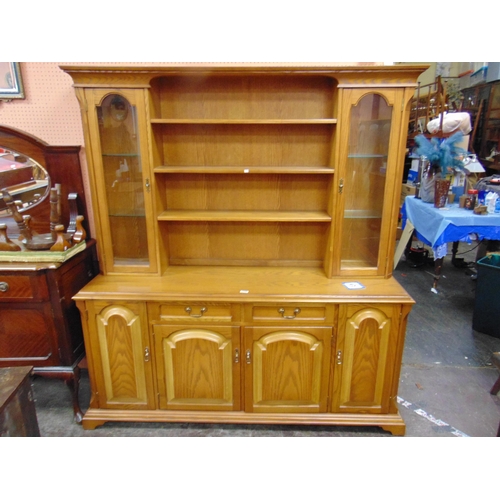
left=402, top=196, right=500, bottom=256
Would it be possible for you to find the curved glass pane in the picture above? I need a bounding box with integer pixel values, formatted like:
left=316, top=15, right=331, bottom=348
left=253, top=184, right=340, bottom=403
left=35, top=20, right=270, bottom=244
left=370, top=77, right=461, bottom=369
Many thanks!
left=341, top=93, right=392, bottom=269
left=97, top=94, right=149, bottom=266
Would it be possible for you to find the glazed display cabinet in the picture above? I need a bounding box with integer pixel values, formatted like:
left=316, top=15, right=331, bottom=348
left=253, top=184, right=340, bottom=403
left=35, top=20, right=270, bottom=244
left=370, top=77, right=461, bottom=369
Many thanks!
left=62, top=63, right=426, bottom=435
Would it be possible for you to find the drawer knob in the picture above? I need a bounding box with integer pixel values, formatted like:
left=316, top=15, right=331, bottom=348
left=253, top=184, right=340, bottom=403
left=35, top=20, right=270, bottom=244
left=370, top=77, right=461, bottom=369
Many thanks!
left=278, top=307, right=301, bottom=319
left=185, top=306, right=207, bottom=318
left=0, top=282, right=9, bottom=292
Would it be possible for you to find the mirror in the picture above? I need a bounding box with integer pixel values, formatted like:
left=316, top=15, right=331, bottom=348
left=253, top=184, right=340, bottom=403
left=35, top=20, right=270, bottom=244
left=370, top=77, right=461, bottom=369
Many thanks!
left=0, top=146, right=50, bottom=217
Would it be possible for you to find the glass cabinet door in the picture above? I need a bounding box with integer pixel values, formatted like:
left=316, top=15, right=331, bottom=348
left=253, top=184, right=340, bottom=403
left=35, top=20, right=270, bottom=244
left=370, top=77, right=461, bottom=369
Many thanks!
left=86, top=89, right=157, bottom=274
left=338, top=90, right=400, bottom=275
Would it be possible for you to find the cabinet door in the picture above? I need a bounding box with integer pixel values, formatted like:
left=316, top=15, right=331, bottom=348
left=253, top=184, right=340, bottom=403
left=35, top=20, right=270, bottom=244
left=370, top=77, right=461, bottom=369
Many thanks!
left=331, top=304, right=401, bottom=413
left=82, top=88, right=157, bottom=274
left=154, top=324, right=241, bottom=411
left=332, top=88, right=409, bottom=277
left=243, top=326, right=332, bottom=413
left=86, top=301, right=156, bottom=409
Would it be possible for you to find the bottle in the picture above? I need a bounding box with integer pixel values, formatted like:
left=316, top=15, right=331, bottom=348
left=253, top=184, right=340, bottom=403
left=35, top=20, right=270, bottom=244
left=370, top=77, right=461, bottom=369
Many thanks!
left=465, top=189, right=478, bottom=210
left=495, top=197, right=500, bottom=214
left=486, top=192, right=498, bottom=213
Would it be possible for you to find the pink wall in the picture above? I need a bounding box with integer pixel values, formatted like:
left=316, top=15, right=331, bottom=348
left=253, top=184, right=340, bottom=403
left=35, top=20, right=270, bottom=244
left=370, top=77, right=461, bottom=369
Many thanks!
left=1, top=62, right=380, bottom=238
left=0, top=62, right=168, bottom=232
left=0, top=62, right=85, bottom=145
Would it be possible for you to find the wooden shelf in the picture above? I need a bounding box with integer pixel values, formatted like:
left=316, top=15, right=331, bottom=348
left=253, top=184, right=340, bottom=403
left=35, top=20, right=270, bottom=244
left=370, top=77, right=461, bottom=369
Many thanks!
left=102, top=153, right=140, bottom=157
left=154, top=166, right=334, bottom=175
left=157, top=210, right=332, bottom=222
left=348, top=154, right=388, bottom=159
left=151, top=118, right=337, bottom=124
left=344, top=210, right=382, bottom=219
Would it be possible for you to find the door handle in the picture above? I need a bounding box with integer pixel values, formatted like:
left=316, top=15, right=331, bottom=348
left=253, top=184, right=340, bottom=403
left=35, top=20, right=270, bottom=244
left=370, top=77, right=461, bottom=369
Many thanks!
left=185, top=306, right=207, bottom=318
left=278, top=307, right=301, bottom=319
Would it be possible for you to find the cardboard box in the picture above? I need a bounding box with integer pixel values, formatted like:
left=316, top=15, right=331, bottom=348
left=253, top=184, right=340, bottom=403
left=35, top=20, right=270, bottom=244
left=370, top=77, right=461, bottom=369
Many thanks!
left=400, top=183, right=416, bottom=206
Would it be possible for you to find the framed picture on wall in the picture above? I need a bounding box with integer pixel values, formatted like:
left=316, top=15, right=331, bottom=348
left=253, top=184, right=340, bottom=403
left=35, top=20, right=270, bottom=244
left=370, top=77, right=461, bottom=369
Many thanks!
left=0, top=63, right=25, bottom=100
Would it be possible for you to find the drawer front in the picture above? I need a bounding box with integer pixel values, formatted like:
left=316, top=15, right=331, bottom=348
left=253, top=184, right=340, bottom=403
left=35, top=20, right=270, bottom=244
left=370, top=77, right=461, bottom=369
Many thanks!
left=152, top=303, right=237, bottom=323
left=248, top=304, right=332, bottom=323
left=0, top=274, right=49, bottom=302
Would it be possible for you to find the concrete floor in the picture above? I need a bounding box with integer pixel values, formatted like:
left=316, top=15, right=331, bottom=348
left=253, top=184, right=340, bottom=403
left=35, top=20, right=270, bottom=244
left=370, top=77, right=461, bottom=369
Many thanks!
left=31, top=242, right=500, bottom=437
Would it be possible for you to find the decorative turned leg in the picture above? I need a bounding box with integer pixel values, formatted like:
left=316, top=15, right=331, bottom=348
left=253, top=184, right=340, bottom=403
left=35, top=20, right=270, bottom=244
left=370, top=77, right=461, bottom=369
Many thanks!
left=50, top=224, right=72, bottom=252
left=72, top=215, right=87, bottom=244
left=50, top=187, right=61, bottom=240
left=1, top=188, right=32, bottom=243
left=431, top=257, right=444, bottom=292
left=0, top=223, right=21, bottom=251
left=64, top=366, right=83, bottom=424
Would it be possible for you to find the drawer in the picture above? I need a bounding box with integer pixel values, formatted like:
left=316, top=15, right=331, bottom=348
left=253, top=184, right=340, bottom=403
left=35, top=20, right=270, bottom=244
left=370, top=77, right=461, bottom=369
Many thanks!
left=0, top=274, right=49, bottom=302
left=248, top=304, right=332, bottom=323
left=153, top=303, right=237, bottom=322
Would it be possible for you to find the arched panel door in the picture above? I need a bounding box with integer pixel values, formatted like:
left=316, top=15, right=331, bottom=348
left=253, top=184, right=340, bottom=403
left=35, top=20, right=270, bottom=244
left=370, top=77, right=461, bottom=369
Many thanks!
left=83, top=89, right=158, bottom=274
left=243, top=326, right=332, bottom=413
left=87, top=301, right=156, bottom=410
left=332, top=304, right=401, bottom=413
left=154, top=324, right=241, bottom=411
left=333, top=89, right=407, bottom=277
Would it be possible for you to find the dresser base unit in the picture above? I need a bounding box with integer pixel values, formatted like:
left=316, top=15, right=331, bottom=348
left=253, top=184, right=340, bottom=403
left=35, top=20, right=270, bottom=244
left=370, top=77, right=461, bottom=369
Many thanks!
left=74, top=268, right=413, bottom=436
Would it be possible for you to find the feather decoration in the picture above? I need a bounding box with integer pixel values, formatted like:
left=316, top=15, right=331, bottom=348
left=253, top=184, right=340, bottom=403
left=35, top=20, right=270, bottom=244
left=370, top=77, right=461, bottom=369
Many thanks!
left=414, top=131, right=466, bottom=175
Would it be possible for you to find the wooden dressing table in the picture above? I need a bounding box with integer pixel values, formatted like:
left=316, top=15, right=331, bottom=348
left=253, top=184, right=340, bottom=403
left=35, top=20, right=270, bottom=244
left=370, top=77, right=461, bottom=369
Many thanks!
left=0, top=125, right=98, bottom=422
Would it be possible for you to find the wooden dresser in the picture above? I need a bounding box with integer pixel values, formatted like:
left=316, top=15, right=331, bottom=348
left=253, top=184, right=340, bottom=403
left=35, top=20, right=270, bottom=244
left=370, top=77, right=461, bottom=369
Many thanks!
left=63, top=63, right=426, bottom=435
left=0, top=126, right=98, bottom=422
left=0, top=241, right=98, bottom=422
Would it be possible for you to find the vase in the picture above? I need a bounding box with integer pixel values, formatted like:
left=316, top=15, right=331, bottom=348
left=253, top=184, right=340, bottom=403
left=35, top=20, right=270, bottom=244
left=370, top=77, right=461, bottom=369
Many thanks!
left=434, top=176, right=451, bottom=208
left=419, top=165, right=439, bottom=203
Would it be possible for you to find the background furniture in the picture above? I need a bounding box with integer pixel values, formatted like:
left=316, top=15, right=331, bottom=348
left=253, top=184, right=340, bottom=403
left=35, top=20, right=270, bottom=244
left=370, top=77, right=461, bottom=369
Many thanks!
left=0, top=366, right=40, bottom=436
left=461, top=81, right=500, bottom=169
left=408, top=76, right=462, bottom=138
left=63, top=63, right=426, bottom=435
left=397, top=196, right=500, bottom=289
left=402, top=196, right=500, bottom=250
left=0, top=126, right=99, bottom=422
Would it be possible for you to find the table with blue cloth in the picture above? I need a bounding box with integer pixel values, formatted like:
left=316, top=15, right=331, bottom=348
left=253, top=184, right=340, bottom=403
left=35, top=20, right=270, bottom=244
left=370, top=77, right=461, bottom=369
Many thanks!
left=399, top=196, right=500, bottom=291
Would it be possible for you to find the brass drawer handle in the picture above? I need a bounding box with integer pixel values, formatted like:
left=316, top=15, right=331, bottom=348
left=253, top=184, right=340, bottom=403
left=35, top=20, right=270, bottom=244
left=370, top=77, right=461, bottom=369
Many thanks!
left=278, top=307, right=301, bottom=319
left=0, top=282, right=9, bottom=292
left=185, top=306, right=207, bottom=318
